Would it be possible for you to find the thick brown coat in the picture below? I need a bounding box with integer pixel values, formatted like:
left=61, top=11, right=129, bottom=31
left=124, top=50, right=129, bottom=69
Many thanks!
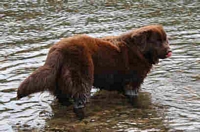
left=17, top=25, right=171, bottom=117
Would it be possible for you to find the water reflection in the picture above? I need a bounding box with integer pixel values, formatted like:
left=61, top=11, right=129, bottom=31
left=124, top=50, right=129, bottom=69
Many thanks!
left=0, top=0, right=199, bottom=131
left=46, top=91, right=168, bottom=131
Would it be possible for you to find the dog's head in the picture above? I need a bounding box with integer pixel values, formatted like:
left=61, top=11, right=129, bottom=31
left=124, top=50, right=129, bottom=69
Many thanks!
left=130, top=25, right=172, bottom=64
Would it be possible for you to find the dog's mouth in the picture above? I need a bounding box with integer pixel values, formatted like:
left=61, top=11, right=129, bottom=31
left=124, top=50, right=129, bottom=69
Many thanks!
left=159, top=50, right=172, bottom=59
left=166, top=50, right=172, bottom=58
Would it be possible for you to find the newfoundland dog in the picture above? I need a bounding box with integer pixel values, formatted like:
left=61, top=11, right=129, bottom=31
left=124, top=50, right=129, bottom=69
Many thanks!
left=17, top=25, right=172, bottom=119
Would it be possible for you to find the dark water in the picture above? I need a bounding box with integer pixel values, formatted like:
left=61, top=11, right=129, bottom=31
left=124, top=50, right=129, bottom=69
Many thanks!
left=0, top=0, right=199, bottom=131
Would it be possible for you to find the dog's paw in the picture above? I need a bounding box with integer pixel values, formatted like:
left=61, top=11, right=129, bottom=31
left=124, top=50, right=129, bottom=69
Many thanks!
left=73, top=107, right=85, bottom=120
left=125, top=89, right=139, bottom=97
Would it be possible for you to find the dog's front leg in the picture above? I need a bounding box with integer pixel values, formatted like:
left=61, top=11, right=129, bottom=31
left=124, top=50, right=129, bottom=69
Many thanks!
left=123, top=83, right=139, bottom=106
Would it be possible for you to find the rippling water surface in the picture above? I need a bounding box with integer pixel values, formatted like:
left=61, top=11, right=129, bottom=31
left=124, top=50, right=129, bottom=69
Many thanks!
left=0, top=0, right=199, bottom=131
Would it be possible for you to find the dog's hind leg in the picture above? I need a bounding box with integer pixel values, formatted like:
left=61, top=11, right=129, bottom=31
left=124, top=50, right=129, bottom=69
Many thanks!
left=53, top=88, right=73, bottom=106
left=59, top=51, right=94, bottom=119
left=71, top=61, right=94, bottom=119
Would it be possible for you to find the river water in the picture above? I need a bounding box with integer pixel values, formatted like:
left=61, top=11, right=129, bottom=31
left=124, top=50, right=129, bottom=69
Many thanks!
left=0, top=0, right=199, bottom=131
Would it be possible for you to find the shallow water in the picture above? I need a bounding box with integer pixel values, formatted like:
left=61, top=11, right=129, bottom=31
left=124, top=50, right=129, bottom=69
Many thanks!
left=0, top=0, right=199, bottom=131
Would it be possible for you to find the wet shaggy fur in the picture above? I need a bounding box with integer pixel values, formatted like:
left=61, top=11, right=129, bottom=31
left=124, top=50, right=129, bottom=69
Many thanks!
left=17, top=25, right=171, bottom=118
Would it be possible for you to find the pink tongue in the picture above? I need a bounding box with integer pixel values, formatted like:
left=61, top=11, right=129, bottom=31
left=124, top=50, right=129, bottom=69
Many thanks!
left=166, top=52, right=172, bottom=58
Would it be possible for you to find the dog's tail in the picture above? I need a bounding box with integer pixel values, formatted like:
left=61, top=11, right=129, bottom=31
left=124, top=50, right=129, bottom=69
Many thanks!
left=17, top=48, right=63, bottom=99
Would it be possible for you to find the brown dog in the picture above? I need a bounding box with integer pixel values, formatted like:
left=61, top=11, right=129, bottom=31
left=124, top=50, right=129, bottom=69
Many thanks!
left=17, top=25, right=172, bottom=119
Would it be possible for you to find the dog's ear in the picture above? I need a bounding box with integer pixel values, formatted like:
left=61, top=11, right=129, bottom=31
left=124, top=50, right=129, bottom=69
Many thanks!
left=131, top=30, right=151, bottom=52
